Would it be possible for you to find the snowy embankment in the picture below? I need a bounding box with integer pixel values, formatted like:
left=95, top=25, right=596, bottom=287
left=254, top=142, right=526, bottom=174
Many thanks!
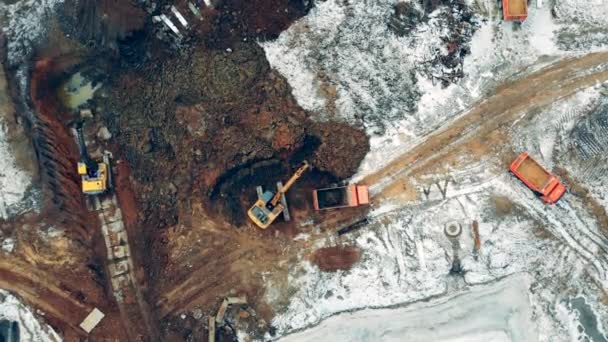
left=0, top=0, right=64, bottom=219
left=0, top=290, right=61, bottom=341
left=279, top=273, right=536, bottom=342
left=0, top=79, right=31, bottom=219
left=0, top=2, right=64, bottom=340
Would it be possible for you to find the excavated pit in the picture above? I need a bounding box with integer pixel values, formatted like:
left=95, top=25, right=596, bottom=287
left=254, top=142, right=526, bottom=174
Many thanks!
left=2, top=0, right=371, bottom=339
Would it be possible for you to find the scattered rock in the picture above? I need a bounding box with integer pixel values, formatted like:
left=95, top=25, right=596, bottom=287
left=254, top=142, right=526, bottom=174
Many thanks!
left=238, top=309, right=250, bottom=319
left=192, top=308, right=203, bottom=320
left=97, top=126, right=112, bottom=141
left=1, top=238, right=15, bottom=253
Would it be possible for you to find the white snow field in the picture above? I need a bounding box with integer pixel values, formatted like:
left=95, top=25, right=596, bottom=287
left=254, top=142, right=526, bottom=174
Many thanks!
left=279, top=273, right=537, bottom=342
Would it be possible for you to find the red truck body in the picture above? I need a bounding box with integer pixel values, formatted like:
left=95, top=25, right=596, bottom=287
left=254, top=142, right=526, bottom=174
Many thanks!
left=313, top=185, right=369, bottom=210
left=503, top=0, right=528, bottom=21
left=509, top=152, right=566, bottom=204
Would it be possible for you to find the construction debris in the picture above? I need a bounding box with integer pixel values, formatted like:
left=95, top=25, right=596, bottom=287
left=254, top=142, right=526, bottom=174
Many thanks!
left=472, top=220, right=481, bottom=260
left=79, top=308, right=104, bottom=334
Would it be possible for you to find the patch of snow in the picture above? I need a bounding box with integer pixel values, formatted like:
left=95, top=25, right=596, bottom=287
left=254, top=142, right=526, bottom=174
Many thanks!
left=555, top=301, right=586, bottom=341
left=1, top=238, right=15, bottom=253
left=0, top=118, right=32, bottom=219
left=525, top=6, right=561, bottom=56
left=0, top=0, right=65, bottom=68
left=0, top=290, right=61, bottom=341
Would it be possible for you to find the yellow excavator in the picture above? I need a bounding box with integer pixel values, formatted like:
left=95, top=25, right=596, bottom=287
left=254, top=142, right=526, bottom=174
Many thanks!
left=247, top=161, right=309, bottom=229
left=74, top=122, right=111, bottom=195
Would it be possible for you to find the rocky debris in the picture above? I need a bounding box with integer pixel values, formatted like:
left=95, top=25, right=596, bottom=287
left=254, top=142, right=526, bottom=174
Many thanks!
left=309, top=245, right=361, bottom=272
left=207, top=0, right=315, bottom=47
left=97, top=126, right=112, bottom=140
left=310, top=122, right=369, bottom=179
left=102, top=40, right=369, bottom=230
left=389, top=0, right=478, bottom=88
left=144, top=0, right=314, bottom=49
left=59, top=0, right=146, bottom=51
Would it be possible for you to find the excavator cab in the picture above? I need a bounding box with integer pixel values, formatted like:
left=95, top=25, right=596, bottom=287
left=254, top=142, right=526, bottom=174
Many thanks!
left=74, top=122, right=111, bottom=195
left=247, top=161, right=309, bottom=229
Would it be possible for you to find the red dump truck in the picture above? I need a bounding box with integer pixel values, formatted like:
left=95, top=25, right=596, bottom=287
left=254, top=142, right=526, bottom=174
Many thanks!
left=312, top=185, right=370, bottom=210
left=503, top=0, right=528, bottom=21
left=510, top=152, right=566, bottom=204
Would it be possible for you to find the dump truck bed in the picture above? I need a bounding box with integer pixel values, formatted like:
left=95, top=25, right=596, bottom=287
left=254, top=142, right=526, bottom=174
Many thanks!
left=510, top=152, right=566, bottom=204
left=316, top=187, right=349, bottom=209
left=313, top=185, right=369, bottom=210
left=503, top=0, right=528, bottom=20
left=514, top=156, right=552, bottom=190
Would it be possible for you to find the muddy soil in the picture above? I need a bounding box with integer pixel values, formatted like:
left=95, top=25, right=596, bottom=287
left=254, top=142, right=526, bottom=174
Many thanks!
left=309, top=245, right=362, bottom=272
left=207, top=0, right=315, bottom=47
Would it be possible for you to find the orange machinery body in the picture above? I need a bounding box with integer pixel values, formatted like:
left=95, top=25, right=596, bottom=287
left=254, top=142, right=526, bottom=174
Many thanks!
left=503, top=0, right=528, bottom=21
left=313, top=185, right=370, bottom=210
left=510, top=152, right=566, bottom=204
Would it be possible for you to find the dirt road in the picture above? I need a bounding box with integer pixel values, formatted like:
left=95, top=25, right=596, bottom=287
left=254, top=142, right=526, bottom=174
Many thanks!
left=364, top=51, right=608, bottom=201
left=0, top=258, right=129, bottom=340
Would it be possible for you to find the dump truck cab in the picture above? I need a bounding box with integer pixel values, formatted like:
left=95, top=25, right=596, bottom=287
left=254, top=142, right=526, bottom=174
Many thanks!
left=510, top=152, right=566, bottom=204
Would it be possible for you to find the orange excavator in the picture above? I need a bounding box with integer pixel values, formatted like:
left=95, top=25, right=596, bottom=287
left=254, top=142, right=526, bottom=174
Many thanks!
left=247, top=161, right=309, bottom=229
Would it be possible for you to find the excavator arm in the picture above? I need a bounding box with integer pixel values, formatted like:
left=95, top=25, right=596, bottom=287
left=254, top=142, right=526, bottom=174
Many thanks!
left=75, top=122, right=98, bottom=176
left=269, top=161, right=309, bottom=207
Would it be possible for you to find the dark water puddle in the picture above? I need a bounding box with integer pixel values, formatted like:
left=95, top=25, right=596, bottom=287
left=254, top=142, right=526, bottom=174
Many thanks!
left=570, top=296, right=607, bottom=342
left=0, top=320, right=19, bottom=342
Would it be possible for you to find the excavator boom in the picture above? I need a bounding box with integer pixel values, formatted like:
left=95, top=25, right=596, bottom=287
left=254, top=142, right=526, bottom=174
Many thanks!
left=270, top=161, right=309, bottom=207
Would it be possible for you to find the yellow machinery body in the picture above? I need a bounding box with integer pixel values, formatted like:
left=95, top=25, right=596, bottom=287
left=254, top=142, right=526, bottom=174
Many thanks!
left=247, top=162, right=309, bottom=229
left=78, top=160, right=109, bottom=195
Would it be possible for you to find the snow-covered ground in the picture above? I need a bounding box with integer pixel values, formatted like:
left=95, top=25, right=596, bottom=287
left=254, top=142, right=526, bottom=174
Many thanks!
left=261, top=0, right=608, bottom=179
left=0, top=0, right=65, bottom=68
left=270, top=171, right=608, bottom=341
left=0, top=0, right=63, bottom=219
left=0, top=116, right=31, bottom=219
left=0, top=62, right=33, bottom=219
left=279, top=273, right=537, bottom=342
left=0, top=290, right=61, bottom=341
left=262, top=1, right=608, bottom=341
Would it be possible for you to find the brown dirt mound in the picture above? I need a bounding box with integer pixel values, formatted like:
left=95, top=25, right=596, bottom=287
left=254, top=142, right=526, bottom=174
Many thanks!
left=207, top=0, right=315, bottom=47
left=310, top=246, right=362, bottom=272
left=60, top=0, right=146, bottom=50
left=101, top=42, right=369, bottom=231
